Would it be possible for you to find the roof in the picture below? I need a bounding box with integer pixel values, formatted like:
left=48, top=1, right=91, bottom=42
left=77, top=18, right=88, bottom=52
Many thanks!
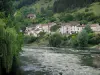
left=91, top=24, right=99, bottom=27
left=77, top=24, right=85, bottom=27
left=27, top=14, right=35, bottom=17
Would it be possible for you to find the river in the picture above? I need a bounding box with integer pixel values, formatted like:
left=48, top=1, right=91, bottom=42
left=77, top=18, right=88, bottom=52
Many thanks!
left=20, top=46, right=100, bottom=75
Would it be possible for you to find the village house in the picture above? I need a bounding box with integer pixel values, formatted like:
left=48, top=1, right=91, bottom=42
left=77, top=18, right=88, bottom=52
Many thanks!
left=27, top=14, right=36, bottom=19
left=41, top=22, right=56, bottom=33
left=25, top=22, right=100, bottom=37
left=91, top=24, right=100, bottom=33
left=59, top=22, right=84, bottom=34
left=25, top=23, right=56, bottom=36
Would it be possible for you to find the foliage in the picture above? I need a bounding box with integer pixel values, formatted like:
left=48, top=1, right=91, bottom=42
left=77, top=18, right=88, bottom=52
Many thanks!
left=80, top=20, right=88, bottom=25
left=50, top=25, right=61, bottom=32
left=88, top=33, right=100, bottom=45
left=53, top=0, right=99, bottom=13
left=0, top=22, right=22, bottom=74
left=59, top=13, right=74, bottom=22
left=16, top=0, right=37, bottom=9
left=84, top=25, right=93, bottom=33
left=0, top=0, right=15, bottom=16
left=0, top=1, right=23, bottom=74
left=70, top=35, right=78, bottom=47
left=77, top=29, right=88, bottom=47
left=38, top=31, right=46, bottom=37
left=49, top=33, right=63, bottom=47
left=24, top=35, right=37, bottom=44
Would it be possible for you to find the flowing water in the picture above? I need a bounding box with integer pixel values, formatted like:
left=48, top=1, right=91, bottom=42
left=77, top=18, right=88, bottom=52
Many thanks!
left=20, top=46, right=100, bottom=75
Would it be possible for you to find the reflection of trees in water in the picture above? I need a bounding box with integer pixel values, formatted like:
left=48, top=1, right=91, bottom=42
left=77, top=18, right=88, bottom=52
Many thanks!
left=81, top=54, right=100, bottom=68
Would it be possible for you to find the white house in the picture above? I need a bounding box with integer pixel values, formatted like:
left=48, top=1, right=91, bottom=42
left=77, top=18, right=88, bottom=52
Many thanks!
left=91, top=24, right=100, bottom=33
left=24, top=23, right=56, bottom=36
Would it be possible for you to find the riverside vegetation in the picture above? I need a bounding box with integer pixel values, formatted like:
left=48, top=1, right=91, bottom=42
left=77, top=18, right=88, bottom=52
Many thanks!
left=0, top=0, right=23, bottom=75
left=25, top=24, right=100, bottom=48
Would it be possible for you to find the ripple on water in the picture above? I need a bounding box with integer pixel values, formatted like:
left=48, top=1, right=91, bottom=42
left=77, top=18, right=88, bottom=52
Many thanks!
left=20, top=48, right=100, bottom=75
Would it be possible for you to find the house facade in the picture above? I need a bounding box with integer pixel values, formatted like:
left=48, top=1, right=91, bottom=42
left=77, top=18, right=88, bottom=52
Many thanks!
left=25, top=22, right=100, bottom=36
left=91, top=24, right=100, bottom=33
left=59, top=23, right=85, bottom=34
left=25, top=23, right=56, bottom=36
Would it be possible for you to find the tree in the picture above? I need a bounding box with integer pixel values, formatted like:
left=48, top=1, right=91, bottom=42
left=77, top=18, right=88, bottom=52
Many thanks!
left=77, top=29, right=88, bottom=47
left=70, top=35, right=78, bottom=47
left=84, top=25, right=93, bottom=33
left=49, top=33, right=63, bottom=47
left=50, top=25, right=61, bottom=32
left=0, top=22, right=22, bottom=74
left=0, top=0, right=14, bottom=16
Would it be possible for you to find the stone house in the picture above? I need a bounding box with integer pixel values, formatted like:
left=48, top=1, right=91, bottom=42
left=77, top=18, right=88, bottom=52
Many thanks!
left=27, top=14, right=36, bottom=19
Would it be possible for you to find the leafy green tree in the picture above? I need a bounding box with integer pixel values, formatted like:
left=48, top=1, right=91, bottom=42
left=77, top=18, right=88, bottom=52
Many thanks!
left=80, top=20, right=88, bottom=25
left=84, top=25, right=93, bottom=33
left=77, top=29, right=88, bottom=47
left=50, top=25, right=61, bottom=32
left=49, top=33, right=63, bottom=47
left=70, top=35, right=78, bottom=47
left=0, top=0, right=14, bottom=16
left=0, top=21, right=22, bottom=74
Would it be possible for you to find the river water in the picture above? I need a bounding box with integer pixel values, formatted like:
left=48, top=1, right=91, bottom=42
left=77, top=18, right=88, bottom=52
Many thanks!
left=20, top=46, right=100, bottom=75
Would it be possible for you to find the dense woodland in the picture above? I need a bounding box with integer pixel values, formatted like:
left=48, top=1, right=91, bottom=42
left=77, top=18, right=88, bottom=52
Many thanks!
left=53, top=0, right=100, bottom=12
left=14, top=0, right=37, bottom=9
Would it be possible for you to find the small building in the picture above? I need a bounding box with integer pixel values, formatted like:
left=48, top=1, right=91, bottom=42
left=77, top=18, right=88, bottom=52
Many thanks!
left=27, top=14, right=36, bottom=19
left=91, top=24, right=100, bottom=33
left=24, top=23, right=56, bottom=36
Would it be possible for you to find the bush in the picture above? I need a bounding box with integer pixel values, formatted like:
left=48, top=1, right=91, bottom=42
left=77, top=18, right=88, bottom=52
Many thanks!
left=85, top=8, right=89, bottom=12
left=89, top=33, right=100, bottom=45
left=50, top=25, right=61, bottom=32
left=59, top=14, right=74, bottom=22
left=84, top=24, right=93, bottom=33
left=49, top=33, right=63, bottom=47
left=24, top=35, right=37, bottom=44
left=77, top=29, right=88, bottom=47
left=70, top=35, right=78, bottom=47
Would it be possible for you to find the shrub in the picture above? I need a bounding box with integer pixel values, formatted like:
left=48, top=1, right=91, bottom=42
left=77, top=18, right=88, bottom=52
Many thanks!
left=70, top=35, right=78, bottom=47
left=49, top=33, right=63, bottom=47
left=85, top=8, right=89, bottom=12
left=84, top=24, right=93, bottom=33
left=50, top=25, right=61, bottom=32
left=77, top=29, right=88, bottom=47
left=24, top=35, right=37, bottom=44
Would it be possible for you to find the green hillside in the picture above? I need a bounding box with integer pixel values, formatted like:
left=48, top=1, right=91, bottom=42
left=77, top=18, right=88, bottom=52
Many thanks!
left=15, top=1, right=100, bottom=26
left=30, top=0, right=56, bottom=13
left=76, top=2, right=100, bottom=16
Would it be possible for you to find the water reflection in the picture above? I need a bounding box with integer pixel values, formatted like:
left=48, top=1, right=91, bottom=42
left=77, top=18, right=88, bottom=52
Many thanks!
left=20, top=47, right=100, bottom=75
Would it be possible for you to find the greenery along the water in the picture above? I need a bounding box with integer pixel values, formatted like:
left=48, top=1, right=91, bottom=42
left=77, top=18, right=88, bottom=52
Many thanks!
left=0, top=0, right=23, bottom=75
left=0, top=21, right=22, bottom=75
left=27, top=24, right=100, bottom=48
